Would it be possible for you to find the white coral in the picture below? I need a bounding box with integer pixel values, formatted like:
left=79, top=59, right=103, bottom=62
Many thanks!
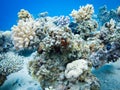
left=70, top=4, right=94, bottom=22
left=18, top=9, right=32, bottom=20
left=65, top=59, right=89, bottom=79
left=11, top=18, right=40, bottom=49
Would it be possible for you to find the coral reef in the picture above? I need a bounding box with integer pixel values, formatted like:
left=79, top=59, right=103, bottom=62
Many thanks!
left=70, top=4, right=94, bottom=22
left=0, top=52, right=24, bottom=86
left=27, top=18, right=100, bottom=89
left=1, top=4, right=120, bottom=90
left=26, top=5, right=101, bottom=90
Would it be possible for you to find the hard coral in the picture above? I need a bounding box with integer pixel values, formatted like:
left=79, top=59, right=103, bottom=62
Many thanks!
left=65, top=59, right=91, bottom=81
left=11, top=18, right=40, bottom=50
left=73, top=19, right=98, bottom=40
left=70, top=4, right=94, bottom=22
left=28, top=55, right=100, bottom=90
left=18, top=9, right=32, bottom=20
left=90, top=19, right=120, bottom=68
left=0, top=52, right=24, bottom=86
left=38, top=27, right=73, bottom=54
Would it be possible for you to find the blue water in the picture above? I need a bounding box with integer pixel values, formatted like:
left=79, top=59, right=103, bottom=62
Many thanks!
left=0, top=0, right=120, bottom=30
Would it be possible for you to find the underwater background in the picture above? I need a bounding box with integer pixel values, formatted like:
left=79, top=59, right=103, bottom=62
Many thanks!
left=0, top=0, right=120, bottom=30
left=0, top=0, right=120, bottom=90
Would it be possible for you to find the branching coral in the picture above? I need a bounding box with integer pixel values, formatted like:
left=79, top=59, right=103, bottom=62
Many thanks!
left=18, top=9, right=32, bottom=20
left=98, top=5, right=120, bottom=25
left=11, top=18, right=40, bottom=50
left=0, top=52, right=24, bottom=86
left=70, top=4, right=94, bottom=22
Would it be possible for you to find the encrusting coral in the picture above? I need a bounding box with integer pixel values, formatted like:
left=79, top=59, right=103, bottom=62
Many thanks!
left=70, top=4, right=94, bottom=22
